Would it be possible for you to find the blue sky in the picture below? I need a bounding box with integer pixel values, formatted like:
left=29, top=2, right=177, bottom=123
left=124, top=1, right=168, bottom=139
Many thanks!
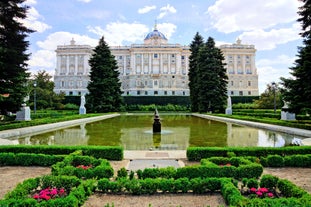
left=23, top=0, right=303, bottom=93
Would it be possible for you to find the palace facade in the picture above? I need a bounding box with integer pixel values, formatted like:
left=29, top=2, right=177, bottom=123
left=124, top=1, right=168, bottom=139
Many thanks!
left=53, top=27, right=259, bottom=97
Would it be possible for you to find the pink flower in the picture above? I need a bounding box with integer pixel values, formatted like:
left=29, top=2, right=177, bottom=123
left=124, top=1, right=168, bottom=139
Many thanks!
left=50, top=188, right=58, bottom=196
left=250, top=187, right=257, bottom=193
left=59, top=188, right=66, bottom=196
left=256, top=191, right=263, bottom=196
left=33, top=194, right=40, bottom=199
left=259, top=187, right=268, bottom=193
left=267, top=192, right=274, bottom=197
left=40, top=194, right=51, bottom=200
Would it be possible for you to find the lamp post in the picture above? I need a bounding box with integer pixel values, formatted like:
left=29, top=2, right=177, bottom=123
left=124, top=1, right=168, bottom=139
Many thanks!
left=33, top=81, right=37, bottom=114
left=272, top=82, right=276, bottom=114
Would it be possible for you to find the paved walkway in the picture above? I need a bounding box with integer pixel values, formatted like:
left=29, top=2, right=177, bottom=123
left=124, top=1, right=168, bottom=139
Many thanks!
left=124, top=150, right=187, bottom=170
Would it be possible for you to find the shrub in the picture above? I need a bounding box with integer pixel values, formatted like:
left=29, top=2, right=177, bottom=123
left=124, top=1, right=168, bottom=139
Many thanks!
left=266, top=155, right=285, bottom=167
left=247, top=178, right=259, bottom=189
left=260, top=174, right=279, bottom=190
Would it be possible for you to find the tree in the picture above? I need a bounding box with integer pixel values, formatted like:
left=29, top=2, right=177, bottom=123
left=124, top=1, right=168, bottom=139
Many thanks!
left=188, top=32, right=204, bottom=112
left=197, top=37, right=228, bottom=113
left=280, top=0, right=311, bottom=114
left=0, top=0, right=33, bottom=114
left=28, top=70, right=64, bottom=110
left=254, top=83, right=282, bottom=109
left=86, top=36, right=123, bottom=112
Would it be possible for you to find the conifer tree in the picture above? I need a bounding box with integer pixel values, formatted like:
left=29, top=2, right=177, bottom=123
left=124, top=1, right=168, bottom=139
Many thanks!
left=0, top=0, right=33, bottom=114
left=280, top=0, right=311, bottom=114
left=197, top=37, right=228, bottom=113
left=188, top=32, right=204, bottom=112
left=86, top=36, right=123, bottom=112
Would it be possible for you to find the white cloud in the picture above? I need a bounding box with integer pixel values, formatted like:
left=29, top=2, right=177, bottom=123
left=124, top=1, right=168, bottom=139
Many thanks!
left=88, top=22, right=149, bottom=45
left=157, top=23, right=177, bottom=40
left=138, top=5, right=156, bottom=14
left=25, top=0, right=37, bottom=5
left=207, top=0, right=301, bottom=33
left=22, top=7, right=51, bottom=33
left=257, top=55, right=295, bottom=93
left=28, top=32, right=98, bottom=75
left=158, top=4, right=177, bottom=19
left=239, top=23, right=301, bottom=50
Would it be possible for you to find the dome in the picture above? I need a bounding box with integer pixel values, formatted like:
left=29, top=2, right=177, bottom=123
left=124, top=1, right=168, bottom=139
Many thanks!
left=144, top=29, right=167, bottom=40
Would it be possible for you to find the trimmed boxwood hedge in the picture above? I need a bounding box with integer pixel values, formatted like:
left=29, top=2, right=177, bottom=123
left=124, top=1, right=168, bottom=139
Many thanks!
left=260, top=154, right=311, bottom=167
left=187, top=146, right=311, bottom=161
left=51, top=155, right=114, bottom=179
left=0, top=145, right=123, bottom=160
left=0, top=175, right=96, bottom=207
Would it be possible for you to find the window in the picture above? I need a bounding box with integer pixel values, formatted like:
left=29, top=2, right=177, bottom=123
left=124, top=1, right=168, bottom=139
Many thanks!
left=239, top=91, right=243, bottom=96
left=119, top=56, right=122, bottom=60
left=181, top=56, right=185, bottom=60
left=154, top=91, right=158, bottom=95
left=154, top=54, right=158, bottom=58
left=145, top=91, right=148, bottom=95
left=127, top=91, right=129, bottom=95
left=69, top=91, right=73, bottom=96
left=172, top=91, right=175, bottom=95
left=171, top=54, right=175, bottom=58
left=164, top=91, right=167, bottom=95
left=78, top=91, right=81, bottom=95
left=231, top=81, right=234, bottom=86
left=137, top=91, right=140, bottom=95
left=248, top=81, right=251, bottom=86
left=154, top=80, right=158, bottom=86
left=183, top=91, right=185, bottom=95
left=61, top=81, right=65, bottom=87
left=248, top=91, right=251, bottom=95
left=231, top=91, right=234, bottom=95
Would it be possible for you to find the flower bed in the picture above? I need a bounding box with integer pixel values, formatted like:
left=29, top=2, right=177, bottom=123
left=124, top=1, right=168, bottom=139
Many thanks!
left=51, top=155, right=114, bottom=179
left=0, top=175, right=95, bottom=207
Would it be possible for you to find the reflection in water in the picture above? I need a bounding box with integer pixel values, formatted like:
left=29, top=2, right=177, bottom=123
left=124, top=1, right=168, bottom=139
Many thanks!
left=9, top=115, right=307, bottom=150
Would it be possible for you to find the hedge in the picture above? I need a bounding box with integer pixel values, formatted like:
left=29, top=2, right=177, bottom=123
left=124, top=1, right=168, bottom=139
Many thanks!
left=52, top=154, right=114, bottom=179
left=0, top=175, right=96, bottom=207
left=0, top=145, right=123, bottom=160
left=260, top=154, right=311, bottom=167
left=187, top=146, right=311, bottom=161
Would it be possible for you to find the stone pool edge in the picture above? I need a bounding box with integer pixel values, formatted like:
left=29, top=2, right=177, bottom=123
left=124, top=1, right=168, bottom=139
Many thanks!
left=193, top=113, right=311, bottom=138
left=0, top=113, right=120, bottom=139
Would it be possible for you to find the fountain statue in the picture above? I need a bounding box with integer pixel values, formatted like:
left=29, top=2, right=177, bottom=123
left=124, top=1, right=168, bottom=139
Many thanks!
left=153, top=109, right=161, bottom=133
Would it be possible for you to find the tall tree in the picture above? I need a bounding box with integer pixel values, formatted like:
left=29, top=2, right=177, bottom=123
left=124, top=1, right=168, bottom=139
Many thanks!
left=280, top=0, right=311, bottom=114
left=28, top=70, right=64, bottom=110
left=197, top=37, right=228, bottom=113
left=0, top=0, right=33, bottom=114
left=188, top=32, right=204, bottom=112
left=86, top=36, right=123, bottom=112
left=254, top=83, right=282, bottom=109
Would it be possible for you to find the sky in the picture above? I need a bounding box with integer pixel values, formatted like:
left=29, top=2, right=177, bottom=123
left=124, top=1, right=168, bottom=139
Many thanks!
left=23, top=0, right=304, bottom=94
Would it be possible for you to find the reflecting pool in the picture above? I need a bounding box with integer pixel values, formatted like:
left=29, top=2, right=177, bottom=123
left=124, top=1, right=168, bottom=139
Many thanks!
left=12, top=114, right=307, bottom=150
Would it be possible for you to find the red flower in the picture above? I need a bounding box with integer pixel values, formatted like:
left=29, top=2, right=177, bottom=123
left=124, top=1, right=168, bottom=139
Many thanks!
left=33, top=194, right=40, bottom=199
left=267, top=192, right=274, bottom=197
left=258, top=187, right=268, bottom=193
left=256, top=191, right=263, bottom=196
left=250, top=187, right=257, bottom=193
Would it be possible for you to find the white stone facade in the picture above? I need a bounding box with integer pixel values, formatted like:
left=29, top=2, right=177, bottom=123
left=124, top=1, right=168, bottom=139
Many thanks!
left=220, top=39, right=259, bottom=96
left=53, top=30, right=258, bottom=97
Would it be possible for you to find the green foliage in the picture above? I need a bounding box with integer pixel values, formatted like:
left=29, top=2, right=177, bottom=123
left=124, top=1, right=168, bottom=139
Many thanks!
left=64, top=103, right=79, bottom=110
left=260, top=174, right=279, bottom=190
left=266, top=155, right=285, bottom=167
left=51, top=155, right=114, bottom=179
left=188, top=32, right=204, bottom=112
left=196, top=37, right=228, bottom=113
left=187, top=146, right=311, bottom=161
left=86, top=36, right=123, bottom=112
left=254, top=83, right=283, bottom=109
left=0, top=145, right=123, bottom=160
left=123, top=96, right=190, bottom=108
left=280, top=0, right=311, bottom=114
left=0, top=0, right=33, bottom=114
left=246, top=178, right=258, bottom=189
left=117, top=167, right=128, bottom=179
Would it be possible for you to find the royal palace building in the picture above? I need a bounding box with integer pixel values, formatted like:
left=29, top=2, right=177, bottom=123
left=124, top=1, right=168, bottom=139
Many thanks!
left=53, top=26, right=259, bottom=97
